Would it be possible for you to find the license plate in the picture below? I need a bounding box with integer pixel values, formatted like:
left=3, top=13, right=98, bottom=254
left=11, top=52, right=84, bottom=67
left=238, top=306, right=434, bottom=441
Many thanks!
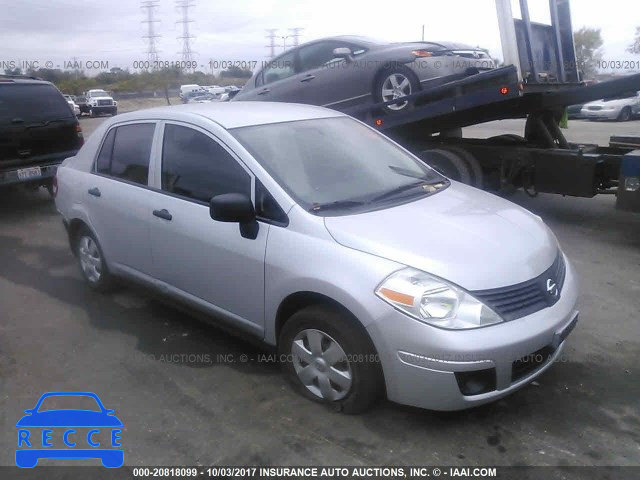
left=17, top=167, right=42, bottom=180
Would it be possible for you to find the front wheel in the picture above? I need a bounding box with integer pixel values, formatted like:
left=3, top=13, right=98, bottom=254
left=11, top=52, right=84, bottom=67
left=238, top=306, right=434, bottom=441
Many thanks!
left=375, top=65, right=419, bottom=114
left=278, top=305, right=384, bottom=414
left=617, top=107, right=632, bottom=122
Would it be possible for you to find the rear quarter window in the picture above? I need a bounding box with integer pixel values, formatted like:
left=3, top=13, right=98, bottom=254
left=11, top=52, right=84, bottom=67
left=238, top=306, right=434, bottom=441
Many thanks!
left=94, top=123, right=155, bottom=186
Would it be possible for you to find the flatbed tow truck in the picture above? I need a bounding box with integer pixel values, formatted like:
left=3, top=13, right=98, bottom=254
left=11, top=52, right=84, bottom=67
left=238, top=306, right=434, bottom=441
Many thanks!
left=340, top=0, right=640, bottom=212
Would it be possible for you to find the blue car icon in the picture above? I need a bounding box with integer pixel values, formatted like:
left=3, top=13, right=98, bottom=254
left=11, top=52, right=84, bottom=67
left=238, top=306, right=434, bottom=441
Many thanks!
left=16, top=391, right=123, bottom=468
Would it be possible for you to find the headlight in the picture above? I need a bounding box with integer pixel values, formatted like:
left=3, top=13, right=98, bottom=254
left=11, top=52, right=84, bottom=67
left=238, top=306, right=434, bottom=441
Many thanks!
left=375, top=268, right=503, bottom=329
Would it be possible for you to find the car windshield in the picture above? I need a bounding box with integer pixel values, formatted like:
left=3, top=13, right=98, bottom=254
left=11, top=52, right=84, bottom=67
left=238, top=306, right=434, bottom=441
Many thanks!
left=90, top=90, right=108, bottom=96
left=0, top=84, right=74, bottom=123
left=37, top=395, right=102, bottom=412
left=231, top=117, right=447, bottom=215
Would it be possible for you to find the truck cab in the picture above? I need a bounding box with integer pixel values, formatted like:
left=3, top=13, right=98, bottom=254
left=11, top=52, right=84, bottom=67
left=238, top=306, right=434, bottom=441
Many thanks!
left=82, top=89, right=117, bottom=117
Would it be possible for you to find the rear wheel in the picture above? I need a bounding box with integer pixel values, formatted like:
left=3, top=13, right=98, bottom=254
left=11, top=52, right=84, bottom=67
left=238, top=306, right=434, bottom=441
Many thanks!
left=74, top=227, right=116, bottom=292
left=375, top=65, right=419, bottom=114
left=278, top=305, right=383, bottom=414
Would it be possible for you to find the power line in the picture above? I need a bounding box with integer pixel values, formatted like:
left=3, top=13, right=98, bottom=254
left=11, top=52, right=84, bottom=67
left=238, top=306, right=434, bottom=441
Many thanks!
left=288, top=28, right=304, bottom=47
left=176, top=0, right=196, bottom=69
left=141, top=0, right=161, bottom=66
left=265, top=29, right=278, bottom=59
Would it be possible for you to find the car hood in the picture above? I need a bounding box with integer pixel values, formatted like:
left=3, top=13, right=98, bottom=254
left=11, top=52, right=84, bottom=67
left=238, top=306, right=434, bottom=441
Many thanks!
left=324, top=182, right=558, bottom=291
left=584, top=98, right=635, bottom=108
left=16, top=410, right=123, bottom=427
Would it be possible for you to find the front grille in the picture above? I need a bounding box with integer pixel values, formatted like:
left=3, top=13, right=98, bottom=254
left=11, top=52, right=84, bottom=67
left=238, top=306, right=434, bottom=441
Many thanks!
left=97, top=99, right=112, bottom=106
left=472, top=252, right=566, bottom=321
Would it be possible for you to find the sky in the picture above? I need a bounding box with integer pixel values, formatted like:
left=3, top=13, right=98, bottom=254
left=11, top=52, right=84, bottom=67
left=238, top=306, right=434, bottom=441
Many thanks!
left=1, top=0, right=638, bottom=75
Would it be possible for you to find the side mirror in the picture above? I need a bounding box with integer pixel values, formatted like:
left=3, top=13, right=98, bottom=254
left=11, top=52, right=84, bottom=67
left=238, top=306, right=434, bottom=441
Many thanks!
left=333, top=47, right=353, bottom=62
left=209, top=193, right=259, bottom=239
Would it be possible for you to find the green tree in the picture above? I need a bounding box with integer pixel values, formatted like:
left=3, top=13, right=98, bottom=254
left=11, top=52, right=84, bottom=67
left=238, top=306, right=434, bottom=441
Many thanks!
left=574, top=27, right=603, bottom=80
left=628, top=26, right=640, bottom=54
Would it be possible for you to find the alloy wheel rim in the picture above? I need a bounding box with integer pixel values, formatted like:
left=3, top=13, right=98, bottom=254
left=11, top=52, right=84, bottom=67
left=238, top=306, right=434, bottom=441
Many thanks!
left=78, top=236, right=102, bottom=283
left=291, top=329, right=352, bottom=401
left=381, top=73, right=412, bottom=110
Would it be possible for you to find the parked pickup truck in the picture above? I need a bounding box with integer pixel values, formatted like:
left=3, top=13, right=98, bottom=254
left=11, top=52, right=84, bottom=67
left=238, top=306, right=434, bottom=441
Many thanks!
left=78, top=89, right=117, bottom=117
left=0, top=75, right=84, bottom=194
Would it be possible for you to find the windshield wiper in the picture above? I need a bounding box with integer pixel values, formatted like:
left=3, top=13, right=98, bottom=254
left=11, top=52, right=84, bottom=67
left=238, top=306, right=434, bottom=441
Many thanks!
left=370, top=180, right=446, bottom=203
left=388, top=165, right=436, bottom=180
left=309, top=200, right=366, bottom=212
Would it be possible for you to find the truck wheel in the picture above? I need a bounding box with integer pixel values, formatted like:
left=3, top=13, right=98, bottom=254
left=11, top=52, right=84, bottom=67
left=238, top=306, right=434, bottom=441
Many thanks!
left=278, top=305, right=384, bottom=414
left=439, top=146, right=484, bottom=189
left=375, top=65, right=420, bottom=114
left=617, top=107, right=632, bottom=122
left=74, top=226, right=116, bottom=292
left=89, top=108, right=96, bottom=118
left=111, top=109, right=117, bottom=116
left=419, top=148, right=472, bottom=185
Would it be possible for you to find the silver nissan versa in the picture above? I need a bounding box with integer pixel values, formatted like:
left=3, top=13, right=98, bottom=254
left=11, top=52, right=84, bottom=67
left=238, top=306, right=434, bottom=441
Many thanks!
left=54, top=102, right=579, bottom=413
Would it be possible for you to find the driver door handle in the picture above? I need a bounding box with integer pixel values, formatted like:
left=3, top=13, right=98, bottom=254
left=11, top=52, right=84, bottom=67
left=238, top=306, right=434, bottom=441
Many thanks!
left=257, top=88, right=270, bottom=95
left=300, top=74, right=316, bottom=82
left=153, top=209, right=172, bottom=221
left=88, top=187, right=101, bottom=197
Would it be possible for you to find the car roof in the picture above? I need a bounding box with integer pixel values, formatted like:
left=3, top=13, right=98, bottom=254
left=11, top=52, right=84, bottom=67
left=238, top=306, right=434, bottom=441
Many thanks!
left=0, top=76, right=53, bottom=85
left=110, top=102, right=344, bottom=129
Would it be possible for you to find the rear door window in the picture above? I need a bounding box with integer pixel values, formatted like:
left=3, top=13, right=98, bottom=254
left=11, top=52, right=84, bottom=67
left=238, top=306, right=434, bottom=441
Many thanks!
left=261, top=51, right=297, bottom=85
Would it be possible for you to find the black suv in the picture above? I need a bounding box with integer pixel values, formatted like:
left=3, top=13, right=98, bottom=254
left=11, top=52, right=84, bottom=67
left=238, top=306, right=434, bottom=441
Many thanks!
left=0, top=75, right=84, bottom=194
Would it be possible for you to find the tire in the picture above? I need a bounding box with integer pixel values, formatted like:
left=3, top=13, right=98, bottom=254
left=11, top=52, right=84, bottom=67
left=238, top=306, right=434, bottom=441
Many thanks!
left=375, top=65, right=420, bottom=114
left=278, top=305, right=384, bottom=414
left=89, top=108, right=96, bottom=118
left=617, top=107, right=632, bottom=122
left=487, top=134, right=527, bottom=145
left=44, top=179, right=56, bottom=198
left=418, top=148, right=472, bottom=184
left=111, top=109, right=118, bottom=116
left=438, top=146, right=484, bottom=189
left=74, top=226, right=116, bottom=292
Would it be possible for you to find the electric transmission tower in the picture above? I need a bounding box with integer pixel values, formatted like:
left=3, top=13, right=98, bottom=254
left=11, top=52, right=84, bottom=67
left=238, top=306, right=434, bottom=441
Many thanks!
left=289, top=28, right=304, bottom=47
left=176, top=0, right=196, bottom=69
left=265, top=29, right=278, bottom=59
left=141, top=0, right=161, bottom=65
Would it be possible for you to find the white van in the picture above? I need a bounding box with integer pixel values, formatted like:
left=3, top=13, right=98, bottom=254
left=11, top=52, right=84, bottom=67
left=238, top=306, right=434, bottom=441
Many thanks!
left=179, top=84, right=205, bottom=100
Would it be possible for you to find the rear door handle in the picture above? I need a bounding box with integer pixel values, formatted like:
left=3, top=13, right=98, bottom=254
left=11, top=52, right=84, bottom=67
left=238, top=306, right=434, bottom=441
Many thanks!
left=88, top=187, right=101, bottom=197
left=153, top=209, right=172, bottom=221
left=257, top=88, right=270, bottom=95
left=300, top=75, right=315, bottom=82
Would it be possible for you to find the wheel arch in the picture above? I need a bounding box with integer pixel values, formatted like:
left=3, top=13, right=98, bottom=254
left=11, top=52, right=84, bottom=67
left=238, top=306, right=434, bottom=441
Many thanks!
left=67, top=218, right=92, bottom=256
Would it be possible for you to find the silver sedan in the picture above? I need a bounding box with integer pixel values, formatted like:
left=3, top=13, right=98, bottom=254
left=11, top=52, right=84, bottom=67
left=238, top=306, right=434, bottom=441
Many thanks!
left=234, top=36, right=496, bottom=113
left=55, top=102, right=577, bottom=413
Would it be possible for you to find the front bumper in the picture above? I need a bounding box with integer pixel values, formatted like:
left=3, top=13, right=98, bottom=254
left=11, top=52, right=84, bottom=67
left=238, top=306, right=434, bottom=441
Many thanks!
left=366, top=253, right=579, bottom=411
left=89, top=105, right=116, bottom=113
